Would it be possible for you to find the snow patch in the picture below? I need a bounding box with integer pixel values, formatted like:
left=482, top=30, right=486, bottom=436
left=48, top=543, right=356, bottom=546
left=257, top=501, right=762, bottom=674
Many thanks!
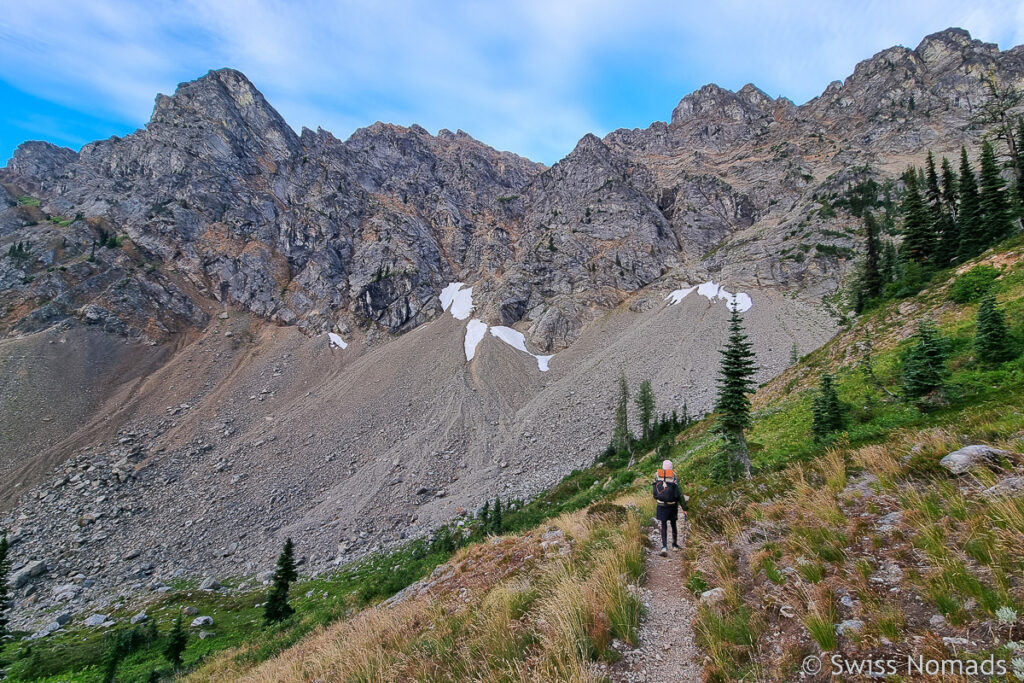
left=327, top=332, right=348, bottom=349
left=727, top=292, right=753, bottom=312
left=697, top=281, right=721, bottom=299
left=440, top=282, right=474, bottom=320
left=490, top=326, right=552, bottom=372
left=464, top=319, right=488, bottom=361
left=665, top=286, right=697, bottom=305
left=667, top=280, right=753, bottom=312
left=439, top=282, right=464, bottom=311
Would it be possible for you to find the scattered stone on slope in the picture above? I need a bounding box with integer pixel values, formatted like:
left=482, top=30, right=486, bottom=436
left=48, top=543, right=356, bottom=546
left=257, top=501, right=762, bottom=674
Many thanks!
left=939, top=445, right=1011, bottom=475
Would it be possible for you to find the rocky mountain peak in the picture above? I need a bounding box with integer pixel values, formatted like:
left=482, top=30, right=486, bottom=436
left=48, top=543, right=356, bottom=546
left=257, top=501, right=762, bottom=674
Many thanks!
left=149, top=67, right=300, bottom=161
left=670, top=83, right=774, bottom=126
left=7, top=141, right=78, bottom=186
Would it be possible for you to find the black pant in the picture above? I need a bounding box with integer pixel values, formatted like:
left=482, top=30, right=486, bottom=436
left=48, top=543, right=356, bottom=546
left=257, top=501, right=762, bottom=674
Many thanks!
left=660, top=519, right=677, bottom=547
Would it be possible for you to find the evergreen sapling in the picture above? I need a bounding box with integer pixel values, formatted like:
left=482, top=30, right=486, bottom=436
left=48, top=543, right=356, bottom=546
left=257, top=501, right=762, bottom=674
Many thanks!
left=713, top=304, right=758, bottom=481
left=264, top=538, right=298, bottom=624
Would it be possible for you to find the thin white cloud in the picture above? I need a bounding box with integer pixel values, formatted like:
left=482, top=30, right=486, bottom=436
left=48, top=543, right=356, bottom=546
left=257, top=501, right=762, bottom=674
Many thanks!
left=1, top=0, right=1022, bottom=163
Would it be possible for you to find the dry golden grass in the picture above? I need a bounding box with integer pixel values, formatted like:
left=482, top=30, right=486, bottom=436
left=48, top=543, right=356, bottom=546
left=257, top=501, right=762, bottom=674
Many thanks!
left=193, top=501, right=649, bottom=683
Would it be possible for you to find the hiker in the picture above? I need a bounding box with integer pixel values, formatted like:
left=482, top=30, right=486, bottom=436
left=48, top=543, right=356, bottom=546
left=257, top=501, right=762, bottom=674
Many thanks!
left=653, top=459, right=687, bottom=556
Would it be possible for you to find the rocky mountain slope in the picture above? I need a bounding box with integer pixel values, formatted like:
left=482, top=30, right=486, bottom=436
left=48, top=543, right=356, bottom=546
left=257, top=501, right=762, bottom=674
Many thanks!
left=1, top=28, right=1022, bottom=630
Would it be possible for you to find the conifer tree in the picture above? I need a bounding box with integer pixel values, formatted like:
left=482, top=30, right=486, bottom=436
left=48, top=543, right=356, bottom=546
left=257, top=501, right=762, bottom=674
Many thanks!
left=612, top=371, right=631, bottom=453
left=934, top=156, right=961, bottom=265
left=634, top=379, right=655, bottom=442
left=811, top=373, right=845, bottom=442
left=790, top=342, right=800, bottom=366
left=879, top=239, right=898, bottom=285
left=899, top=169, right=935, bottom=264
left=979, top=139, right=1013, bottom=246
left=901, top=319, right=949, bottom=400
left=491, top=498, right=503, bottom=534
left=1016, top=117, right=1024, bottom=212
left=480, top=500, right=490, bottom=528
left=958, top=147, right=985, bottom=259
left=263, top=538, right=297, bottom=624
left=856, top=211, right=883, bottom=310
left=941, top=156, right=959, bottom=218
left=713, top=304, right=758, bottom=481
left=975, top=294, right=1017, bottom=364
left=0, top=531, right=10, bottom=638
left=163, top=613, right=187, bottom=671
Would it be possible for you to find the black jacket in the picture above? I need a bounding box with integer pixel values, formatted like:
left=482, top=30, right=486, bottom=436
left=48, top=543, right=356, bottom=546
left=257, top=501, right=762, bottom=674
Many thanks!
left=653, top=479, right=686, bottom=521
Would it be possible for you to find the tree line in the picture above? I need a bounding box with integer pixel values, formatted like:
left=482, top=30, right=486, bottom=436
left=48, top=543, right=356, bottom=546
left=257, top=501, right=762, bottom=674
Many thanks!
left=852, top=133, right=1023, bottom=312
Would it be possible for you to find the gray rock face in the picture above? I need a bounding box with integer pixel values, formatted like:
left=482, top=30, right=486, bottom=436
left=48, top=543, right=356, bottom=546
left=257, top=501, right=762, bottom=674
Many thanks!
left=939, top=445, right=1011, bottom=475
left=3, top=29, right=1018, bottom=352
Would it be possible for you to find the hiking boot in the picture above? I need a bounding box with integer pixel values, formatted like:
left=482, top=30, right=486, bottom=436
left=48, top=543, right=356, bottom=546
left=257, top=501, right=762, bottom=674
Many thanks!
left=672, top=543, right=682, bottom=550
left=660, top=546, right=668, bottom=556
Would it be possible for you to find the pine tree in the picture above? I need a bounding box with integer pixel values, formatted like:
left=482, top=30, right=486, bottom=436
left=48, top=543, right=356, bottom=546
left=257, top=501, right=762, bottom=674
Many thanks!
left=634, top=379, right=655, bottom=442
left=612, top=371, right=631, bottom=453
left=163, top=613, right=187, bottom=670
left=790, top=342, right=800, bottom=366
left=811, top=373, right=846, bottom=442
left=263, top=538, right=297, bottom=624
left=0, top=530, right=10, bottom=638
left=979, top=139, right=1013, bottom=247
left=491, top=498, right=503, bottom=534
left=941, top=156, right=959, bottom=218
left=975, top=294, right=1017, bottom=364
left=480, top=500, right=490, bottom=528
left=936, top=156, right=961, bottom=265
left=958, top=147, right=985, bottom=259
left=899, top=168, right=935, bottom=264
left=924, top=152, right=956, bottom=267
left=879, top=239, right=898, bottom=285
left=901, top=319, right=949, bottom=400
left=713, top=305, right=758, bottom=481
left=1016, top=117, right=1024, bottom=213
left=856, top=211, right=884, bottom=310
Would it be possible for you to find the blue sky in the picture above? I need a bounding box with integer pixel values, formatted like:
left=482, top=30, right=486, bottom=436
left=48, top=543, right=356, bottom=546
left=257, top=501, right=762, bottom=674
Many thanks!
left=2, top=1, right=1023, bottom=165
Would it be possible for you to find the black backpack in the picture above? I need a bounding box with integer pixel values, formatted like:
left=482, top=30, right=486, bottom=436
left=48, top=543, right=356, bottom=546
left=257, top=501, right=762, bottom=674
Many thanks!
left=654, top=480, right=678, bottom=503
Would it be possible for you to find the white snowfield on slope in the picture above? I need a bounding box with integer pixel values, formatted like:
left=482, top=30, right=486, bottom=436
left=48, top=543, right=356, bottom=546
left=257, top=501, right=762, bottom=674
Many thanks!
left=327, top=332, right=348, bottom=349
left=440, top=282, right=475, bottom=320
left=489, top=326, right=553, bottom=371
left=464, top=319, right=488, bottom=360
left=441, top=283, right=553, bottom=370
left=666, top=280, right=752, bottom=312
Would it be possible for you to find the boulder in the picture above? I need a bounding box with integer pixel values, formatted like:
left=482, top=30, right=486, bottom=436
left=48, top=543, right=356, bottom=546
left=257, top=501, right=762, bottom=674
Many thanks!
left=699, top=587, right=726, bottom=605
left=183, top=606, right=198, bottom=616
left=84, top=614, right=108, bottom=627
left=836, top=619, right=864, bottom=636
left=939, top=445, right=1011, bottom=475
left=984, top=476, right=1024, bottom=497
left=130, top=611, right=148, bottom=624
left=10, top=560, right=47, bottom=588
left=199, top=576, right=221, bottom=590
left=191, top=615, right=213, bottom=628
left=34, top=621, right=62, bottom=638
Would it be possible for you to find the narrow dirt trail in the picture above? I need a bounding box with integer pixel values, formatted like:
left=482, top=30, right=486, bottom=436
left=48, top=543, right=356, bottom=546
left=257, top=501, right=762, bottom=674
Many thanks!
left=603, top=522, right=703, bottom=682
